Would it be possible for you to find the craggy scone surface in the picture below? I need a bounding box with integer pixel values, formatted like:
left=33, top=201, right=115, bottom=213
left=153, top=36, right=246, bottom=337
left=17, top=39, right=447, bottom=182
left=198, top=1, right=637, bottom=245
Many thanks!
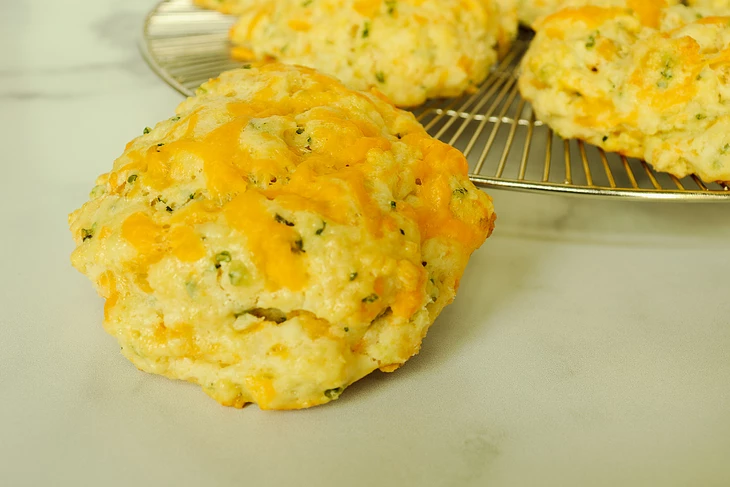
left=519, top=5, right=730, bottom=182
left=516, top=0, right=677, bottom=28
left=687, top=0, right=730, bottom=16
left=69, top=64, right=496, bottom=410
left=225, top=0, right=517, bottom=107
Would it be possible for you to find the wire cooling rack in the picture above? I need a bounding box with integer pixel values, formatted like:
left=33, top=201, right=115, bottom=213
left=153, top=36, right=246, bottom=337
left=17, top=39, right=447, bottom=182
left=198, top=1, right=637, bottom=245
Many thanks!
left=141, top=0, right=730, bottom=201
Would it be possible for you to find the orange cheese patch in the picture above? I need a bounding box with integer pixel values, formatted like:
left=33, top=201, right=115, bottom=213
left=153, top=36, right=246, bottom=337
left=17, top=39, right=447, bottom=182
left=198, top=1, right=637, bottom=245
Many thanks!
left=628, top=36, right=702, bottom=112
left=287, top=19, right=311, bottom=31
left=391, top=260, right=426, bottom=318
left=626, top=0, right=665, bottom=29
left=223, top=190, right=308, bottom=291
left=121, top=212, right=163, bottom=256
left=169, top=226, right=206, bottom=262
left=405, top=135, right=488, bottom=250
left=96, top=270, right=118, bottom=321
left=244, top=375, right=277, bottom=409
left=540, top=7, right=628, bottom=38
left=353, top=0, right=381, bottom=18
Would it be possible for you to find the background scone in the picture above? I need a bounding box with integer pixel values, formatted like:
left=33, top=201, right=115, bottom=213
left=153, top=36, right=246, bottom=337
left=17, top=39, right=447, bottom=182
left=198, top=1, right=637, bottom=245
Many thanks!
left=68, top=64, right=496, bottom=410
left=519, top=5, right=730, bottom=183
left=516, top=0, right=678, bottom=28
left=227, top=0, right=518, bottom=107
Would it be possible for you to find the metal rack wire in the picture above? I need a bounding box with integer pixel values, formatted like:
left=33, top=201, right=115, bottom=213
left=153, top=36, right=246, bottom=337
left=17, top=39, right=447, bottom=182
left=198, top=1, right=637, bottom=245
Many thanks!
left=140, top=0, right=730, bottom=201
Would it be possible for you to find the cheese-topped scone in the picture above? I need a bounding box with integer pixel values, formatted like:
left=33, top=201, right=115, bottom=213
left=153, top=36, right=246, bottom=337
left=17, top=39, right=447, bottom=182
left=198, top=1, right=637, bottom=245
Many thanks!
left=516, top=0, right=678, bottom=28
left=227, top=0, right=518, bottom=107
left=519, top=5, right=730, bottom=183
left=68, top=64, right=496, bottom=410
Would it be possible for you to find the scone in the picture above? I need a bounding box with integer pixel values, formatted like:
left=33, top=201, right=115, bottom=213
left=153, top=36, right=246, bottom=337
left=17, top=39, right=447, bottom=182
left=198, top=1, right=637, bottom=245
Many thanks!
left=519, top=5, right=730, bottom=183
left=68, top=64, right=496, bottom=410
left=226, top=0, right=518, bottom=107
left=516, top=0, right=678, bottom=28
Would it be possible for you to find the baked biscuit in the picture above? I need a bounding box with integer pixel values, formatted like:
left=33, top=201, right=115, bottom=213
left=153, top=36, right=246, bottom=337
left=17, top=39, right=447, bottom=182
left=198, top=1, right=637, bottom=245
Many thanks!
left=516, top=0, right=678, bottom=28
left=227, top=0, right=518, bottom=107
left=69, top=64, right=496, bottom=410
left=519, top=5, right=730, bottom=182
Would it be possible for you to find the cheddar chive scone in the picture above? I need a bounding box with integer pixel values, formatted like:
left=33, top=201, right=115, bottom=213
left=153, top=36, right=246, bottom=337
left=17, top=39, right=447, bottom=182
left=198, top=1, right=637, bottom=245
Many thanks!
left=69, top=64, right=496, bottom=410
left=519, top=5, right=730, bottom=183
left=224, top=0, right=518, bottom=107
left=516, top=0, right=679, bottom=28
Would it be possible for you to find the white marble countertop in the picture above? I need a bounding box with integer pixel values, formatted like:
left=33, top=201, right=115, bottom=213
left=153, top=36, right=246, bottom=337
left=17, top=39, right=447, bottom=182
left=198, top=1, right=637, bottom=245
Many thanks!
left=2, top=1, right=729, bottom=485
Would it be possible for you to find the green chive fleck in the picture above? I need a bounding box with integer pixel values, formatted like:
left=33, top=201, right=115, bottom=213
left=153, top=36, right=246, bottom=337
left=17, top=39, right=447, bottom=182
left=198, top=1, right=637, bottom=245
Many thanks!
left=215, top=251, right=232, bottom=264
left=291, top=238, right=305, bottom=253
left=349, top=272, right=358, bottom=281
left=324, top=387, right=343, bottom=400
left=81, top=228, right=94, bottom=242
left=602, top=135, right=608, bottom=142
left=143, top=127, right=151, bottom=134
left=315, top=221, right=327, bottom=235
left=696, top=113, right=706, bottom=120
left=390, top=201, right=396, bottom=209
left=275, top=214, right=295, bottom=226
left=362, top=22, right=370, bottom=38
left=89, top=185, right=106, bottom=199
left=185, top=281, right=196, bottom=297
left=229, top=266, right=246, bottom=286
left=660, top=60, right=673, bottom=84
left=375, top=71, right=385, bottom=83
left=585, top=35, right=595, bottom=49
left=242, top=64, right=252, bottom=69
left=362, top=293, right=379, bottom=303
left=127, top=174, right=138, bottom=184
left=296, top=127, right=304, bottom=134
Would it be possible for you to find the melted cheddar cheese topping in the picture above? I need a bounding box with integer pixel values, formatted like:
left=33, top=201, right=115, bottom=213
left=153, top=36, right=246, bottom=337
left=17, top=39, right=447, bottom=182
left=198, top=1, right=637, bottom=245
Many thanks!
left=68, top=64, right=496, bottom=410
left=218, top=0, right=517, bottom=107
left=517, top=0, right=679, bottom=28
left=519, top=4, right=730, bottom=183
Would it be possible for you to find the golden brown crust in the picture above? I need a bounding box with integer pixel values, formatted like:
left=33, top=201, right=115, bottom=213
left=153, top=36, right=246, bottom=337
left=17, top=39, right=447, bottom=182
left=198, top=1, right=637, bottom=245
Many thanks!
left=69, top=64, right=495, bottom=409
left=224, top=0, right=517, bottom=107
left=519, top=5, right=730, bottom=183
